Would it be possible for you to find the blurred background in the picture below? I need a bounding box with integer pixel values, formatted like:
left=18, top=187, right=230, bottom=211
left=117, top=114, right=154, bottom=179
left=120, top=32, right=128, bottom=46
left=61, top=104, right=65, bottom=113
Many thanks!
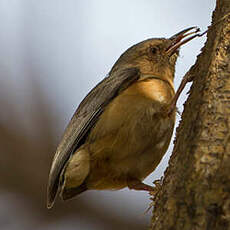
left=0, top=1, right=215, bottom=229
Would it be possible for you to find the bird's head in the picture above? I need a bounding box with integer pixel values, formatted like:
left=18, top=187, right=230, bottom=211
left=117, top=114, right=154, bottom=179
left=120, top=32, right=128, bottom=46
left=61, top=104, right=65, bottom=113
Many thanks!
left=110, top=27, right=200, bottom=83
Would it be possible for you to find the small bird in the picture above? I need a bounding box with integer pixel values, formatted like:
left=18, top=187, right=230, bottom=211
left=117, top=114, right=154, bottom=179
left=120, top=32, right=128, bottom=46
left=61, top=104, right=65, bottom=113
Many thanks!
left=47, top=27, right=200, bottom=209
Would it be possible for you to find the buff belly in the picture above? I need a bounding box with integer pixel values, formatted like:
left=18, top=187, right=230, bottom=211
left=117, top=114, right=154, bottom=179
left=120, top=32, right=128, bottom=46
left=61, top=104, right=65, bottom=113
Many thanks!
left=85, top=79, right=175, bottom=190
left=63, top=78, right=175, bottom=191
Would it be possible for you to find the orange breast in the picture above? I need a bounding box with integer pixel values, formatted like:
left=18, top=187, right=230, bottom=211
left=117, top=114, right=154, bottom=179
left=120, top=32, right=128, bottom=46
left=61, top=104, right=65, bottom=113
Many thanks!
left=122, top=78, right=175, bottom=103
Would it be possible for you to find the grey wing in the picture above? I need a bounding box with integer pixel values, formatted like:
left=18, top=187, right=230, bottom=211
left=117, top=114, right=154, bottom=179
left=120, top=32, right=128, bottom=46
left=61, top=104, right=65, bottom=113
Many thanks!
left=47, top=67, right=140, bottom=208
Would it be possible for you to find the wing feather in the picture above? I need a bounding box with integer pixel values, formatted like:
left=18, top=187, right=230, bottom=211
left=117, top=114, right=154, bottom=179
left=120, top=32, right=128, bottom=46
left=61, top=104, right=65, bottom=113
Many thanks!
left=47, top=67, right=140, bottom=208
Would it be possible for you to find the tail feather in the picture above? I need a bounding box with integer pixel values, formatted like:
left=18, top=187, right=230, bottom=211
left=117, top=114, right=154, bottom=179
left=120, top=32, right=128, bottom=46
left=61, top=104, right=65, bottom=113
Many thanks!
left=61, top=183, right=88, bottom=200
left=47, top=173, right=60, bottom=209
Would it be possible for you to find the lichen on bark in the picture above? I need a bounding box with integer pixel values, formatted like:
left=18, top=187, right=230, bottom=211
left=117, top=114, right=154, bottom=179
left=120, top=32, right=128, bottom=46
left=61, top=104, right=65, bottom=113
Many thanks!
left=151, top=1, right=230, bottom=229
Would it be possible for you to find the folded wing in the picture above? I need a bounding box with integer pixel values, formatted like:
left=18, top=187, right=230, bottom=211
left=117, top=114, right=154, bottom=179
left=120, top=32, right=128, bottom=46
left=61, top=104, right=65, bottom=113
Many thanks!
left=47, top=68, right=140, bottom=208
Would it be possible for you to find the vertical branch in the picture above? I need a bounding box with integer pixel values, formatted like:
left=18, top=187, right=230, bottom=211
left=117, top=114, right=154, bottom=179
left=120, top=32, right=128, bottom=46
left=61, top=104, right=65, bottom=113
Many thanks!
left=151, top=1, right=230, bottom=229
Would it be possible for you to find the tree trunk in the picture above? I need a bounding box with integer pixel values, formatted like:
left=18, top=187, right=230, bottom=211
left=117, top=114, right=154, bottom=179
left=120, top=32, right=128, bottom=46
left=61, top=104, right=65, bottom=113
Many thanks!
left=151, top=1, right=230, bottom=229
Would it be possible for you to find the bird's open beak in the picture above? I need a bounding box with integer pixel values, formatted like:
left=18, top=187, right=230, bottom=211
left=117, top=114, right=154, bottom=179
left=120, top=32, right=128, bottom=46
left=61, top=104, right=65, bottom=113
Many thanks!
left=166, top=27, right=200, bottom=56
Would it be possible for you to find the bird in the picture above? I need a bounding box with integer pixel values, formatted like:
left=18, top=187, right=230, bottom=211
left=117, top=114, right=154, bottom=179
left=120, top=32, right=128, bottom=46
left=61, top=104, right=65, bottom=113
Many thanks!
left=47, top=27, right=200, bottom=209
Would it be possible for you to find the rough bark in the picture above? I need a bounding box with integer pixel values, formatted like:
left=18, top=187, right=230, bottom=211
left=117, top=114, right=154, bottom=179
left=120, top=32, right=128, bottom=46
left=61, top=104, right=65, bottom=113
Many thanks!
left=151, top=1, right=230, bottom=229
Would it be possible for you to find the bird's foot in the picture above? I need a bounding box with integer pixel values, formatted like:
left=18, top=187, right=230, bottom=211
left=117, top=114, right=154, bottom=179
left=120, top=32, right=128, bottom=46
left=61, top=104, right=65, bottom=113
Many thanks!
left=165, top=73, right=194, bottom=117
left=127, top=179, right=155, bottom=192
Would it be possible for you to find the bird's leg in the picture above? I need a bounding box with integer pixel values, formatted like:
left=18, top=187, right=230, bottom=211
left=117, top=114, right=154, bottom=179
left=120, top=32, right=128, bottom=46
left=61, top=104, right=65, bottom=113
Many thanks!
left=127, top=178, right=155, bottom=192
left=167, top=73, right=194, bottom=116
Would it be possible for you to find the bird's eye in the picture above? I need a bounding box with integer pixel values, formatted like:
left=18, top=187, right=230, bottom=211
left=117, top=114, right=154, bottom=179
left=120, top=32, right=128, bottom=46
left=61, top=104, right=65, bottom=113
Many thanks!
left=150, top=47, right=158, bottom=55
